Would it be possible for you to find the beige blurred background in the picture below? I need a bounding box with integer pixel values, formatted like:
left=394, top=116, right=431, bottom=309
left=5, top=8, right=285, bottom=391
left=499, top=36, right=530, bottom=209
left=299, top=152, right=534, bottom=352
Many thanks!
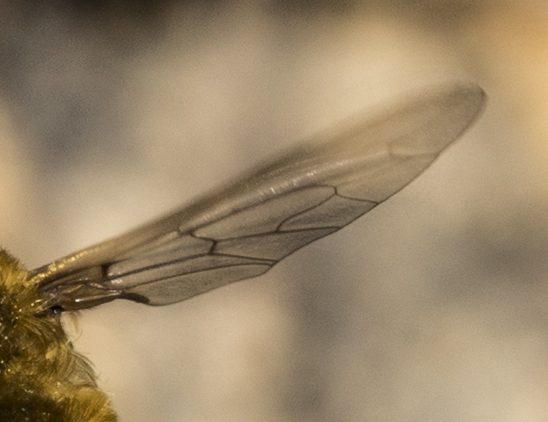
left=1, top=0, right=548, bottom=421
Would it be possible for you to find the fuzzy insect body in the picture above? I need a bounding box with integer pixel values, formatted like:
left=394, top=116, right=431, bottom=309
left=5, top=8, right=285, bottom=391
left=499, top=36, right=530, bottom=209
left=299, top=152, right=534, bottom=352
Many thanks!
left=0, top=252, right=117, bottom=421
left=0, top=84, right=485, bottom=421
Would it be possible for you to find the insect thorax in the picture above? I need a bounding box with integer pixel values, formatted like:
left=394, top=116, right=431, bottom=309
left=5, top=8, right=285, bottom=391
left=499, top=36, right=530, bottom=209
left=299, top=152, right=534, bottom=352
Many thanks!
left=0, top=249, right=117, bottom=422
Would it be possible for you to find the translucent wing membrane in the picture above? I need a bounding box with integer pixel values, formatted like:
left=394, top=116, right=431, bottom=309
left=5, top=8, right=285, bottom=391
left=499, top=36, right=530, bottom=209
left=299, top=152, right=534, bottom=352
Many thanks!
left=33, top=84, right=485, bottom=310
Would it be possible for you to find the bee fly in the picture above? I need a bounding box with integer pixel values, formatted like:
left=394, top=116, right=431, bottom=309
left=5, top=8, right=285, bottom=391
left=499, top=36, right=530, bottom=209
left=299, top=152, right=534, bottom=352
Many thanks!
left=0, top=84, right=485, bottom=421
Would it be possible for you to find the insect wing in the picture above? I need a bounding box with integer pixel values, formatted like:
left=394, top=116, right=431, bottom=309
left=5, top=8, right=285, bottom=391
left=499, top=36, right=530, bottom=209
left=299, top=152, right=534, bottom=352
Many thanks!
left=34, top=84, right=485, bottom=310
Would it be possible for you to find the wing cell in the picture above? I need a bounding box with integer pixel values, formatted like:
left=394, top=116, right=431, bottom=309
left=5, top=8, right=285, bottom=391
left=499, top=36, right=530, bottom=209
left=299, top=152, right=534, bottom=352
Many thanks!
left=335, top=154, right=435, bottom=201
left=193, top=186, right=335, bottom=239
left=108, top=255, right=272, bottom=289
left=124, top=264, right=272, bottom=305
left=109, top=235, right=213, bottom=277
left=280, top=195, right=376, bottom=231
left=214, top=228, right=338, bottom=261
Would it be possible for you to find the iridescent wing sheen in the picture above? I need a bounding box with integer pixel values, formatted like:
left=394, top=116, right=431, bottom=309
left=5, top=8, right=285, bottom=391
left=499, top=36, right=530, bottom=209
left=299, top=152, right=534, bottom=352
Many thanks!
left=33, top=84, right=485, bottom=310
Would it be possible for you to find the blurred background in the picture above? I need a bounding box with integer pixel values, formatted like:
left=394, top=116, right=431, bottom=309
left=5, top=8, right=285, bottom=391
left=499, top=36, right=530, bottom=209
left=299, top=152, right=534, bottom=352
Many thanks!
left=1, top=0, right=548, bottom=421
